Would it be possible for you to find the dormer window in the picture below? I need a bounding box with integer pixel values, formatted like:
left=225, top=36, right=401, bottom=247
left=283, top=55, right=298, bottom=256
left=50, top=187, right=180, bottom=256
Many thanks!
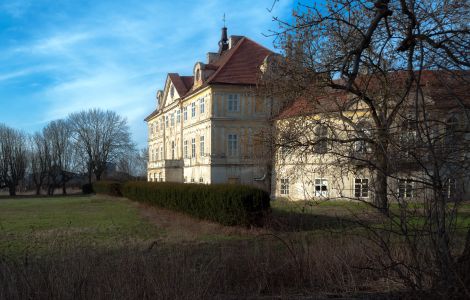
left=196, top=69, right=201, bottom=82
left=170, top=85, right=175, bottom=98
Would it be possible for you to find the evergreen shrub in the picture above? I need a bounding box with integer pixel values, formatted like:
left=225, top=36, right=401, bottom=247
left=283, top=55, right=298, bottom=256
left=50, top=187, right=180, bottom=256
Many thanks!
left=92, top=181, right=123, bottom=197
left=82, top=183, right=94, bottom=194
left=121, top=182, right=270, bottom=226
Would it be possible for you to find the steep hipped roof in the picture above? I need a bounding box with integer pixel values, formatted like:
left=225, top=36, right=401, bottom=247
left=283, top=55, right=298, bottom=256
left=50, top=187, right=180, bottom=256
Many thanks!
left=207, top=38, right=273, bottom=85
left=145, top=35, right=274, bottom=121
left=182, top=37, right=273, bottom=97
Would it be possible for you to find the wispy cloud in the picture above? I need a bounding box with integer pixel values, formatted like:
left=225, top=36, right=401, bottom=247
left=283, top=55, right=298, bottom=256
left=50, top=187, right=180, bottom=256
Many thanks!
left=0, top=0, right=294, bottom=147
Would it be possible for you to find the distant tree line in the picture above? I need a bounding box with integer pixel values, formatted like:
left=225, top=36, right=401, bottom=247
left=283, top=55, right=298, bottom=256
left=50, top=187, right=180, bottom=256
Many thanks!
left=0, top=108, right=147, bottom=196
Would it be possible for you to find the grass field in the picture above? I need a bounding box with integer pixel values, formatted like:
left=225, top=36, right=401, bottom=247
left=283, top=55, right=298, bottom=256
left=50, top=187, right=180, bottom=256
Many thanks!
left=0, top=196, right=468, bottom=299
left=0, top=195, right=162, bottom=255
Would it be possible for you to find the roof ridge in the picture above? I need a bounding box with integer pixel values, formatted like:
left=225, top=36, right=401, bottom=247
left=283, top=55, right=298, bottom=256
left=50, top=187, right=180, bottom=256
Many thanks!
left=205, top=37, right=247, bottom=85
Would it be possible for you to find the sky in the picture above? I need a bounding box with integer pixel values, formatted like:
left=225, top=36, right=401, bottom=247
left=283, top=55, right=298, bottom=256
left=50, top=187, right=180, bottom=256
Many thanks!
left=0, top=0, right=294, bottom=148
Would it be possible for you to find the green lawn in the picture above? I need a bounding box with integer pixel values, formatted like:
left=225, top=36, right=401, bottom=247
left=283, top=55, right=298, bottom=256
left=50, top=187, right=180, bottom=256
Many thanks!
left=0, top=195, right=161, bottom=255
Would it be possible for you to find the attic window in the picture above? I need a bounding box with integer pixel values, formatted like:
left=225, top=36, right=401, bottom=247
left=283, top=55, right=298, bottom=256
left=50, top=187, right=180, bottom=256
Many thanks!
left=196, top=69, right=201, bottom=82
left=170, top=85, right=175, bottom=98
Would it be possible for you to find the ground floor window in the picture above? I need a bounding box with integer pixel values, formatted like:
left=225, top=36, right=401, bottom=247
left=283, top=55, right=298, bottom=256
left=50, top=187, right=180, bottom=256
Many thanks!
left=199, top=177, right=204, bottom=183
left=443, top=178, right=456, bottom=199
left=191, top=178, right=195, bottom=183
left=398, top=179, right=414, bottom=198
left=354, top=178, right=369, bottom=198
left=314, top=178, right=328, bottom=197
left=280, top=178, right=289, bottom=195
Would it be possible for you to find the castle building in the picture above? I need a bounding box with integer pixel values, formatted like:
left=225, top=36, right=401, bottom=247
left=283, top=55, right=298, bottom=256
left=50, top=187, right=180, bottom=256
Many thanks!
left=145, top=27, right=274, bottom=189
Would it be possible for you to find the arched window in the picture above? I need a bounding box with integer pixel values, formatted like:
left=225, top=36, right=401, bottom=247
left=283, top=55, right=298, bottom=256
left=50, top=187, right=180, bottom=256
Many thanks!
left=196, top=69, right=201, bottom=82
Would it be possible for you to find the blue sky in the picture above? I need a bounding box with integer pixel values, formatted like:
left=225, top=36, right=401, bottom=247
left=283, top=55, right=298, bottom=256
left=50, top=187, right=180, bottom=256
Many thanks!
left=0, top=0, right=294, bottom=148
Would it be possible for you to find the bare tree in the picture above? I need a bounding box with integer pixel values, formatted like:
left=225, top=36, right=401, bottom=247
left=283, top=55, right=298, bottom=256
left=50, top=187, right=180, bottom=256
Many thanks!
left=0, top=124, right=28, bottom=196
left=29, top=132, right=49, bottom=195
left=117, top=147, right=148, bottom=179
left=42, top=119, right=76, bottom=195
left=68, top=109, right=134, bottom=184
left=263, top=0, right=470, bottom=297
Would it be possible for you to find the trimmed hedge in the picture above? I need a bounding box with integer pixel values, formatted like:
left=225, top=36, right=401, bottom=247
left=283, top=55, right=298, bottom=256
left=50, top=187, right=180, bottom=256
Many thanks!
left=121, top=182, right=270, bottom=227
left=82, top=183, right=94, bottom=194
left=93, top=181, right=123, bottom=197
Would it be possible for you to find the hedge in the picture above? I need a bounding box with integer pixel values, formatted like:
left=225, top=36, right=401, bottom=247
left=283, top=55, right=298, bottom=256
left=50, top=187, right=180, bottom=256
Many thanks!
left=90, top=181, right=270, bottom=226
left=92, top=181, right=123, bottom=197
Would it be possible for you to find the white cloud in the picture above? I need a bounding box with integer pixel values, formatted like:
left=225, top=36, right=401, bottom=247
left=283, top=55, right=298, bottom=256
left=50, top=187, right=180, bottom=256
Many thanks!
left=0, top=0, right=294, bottom=147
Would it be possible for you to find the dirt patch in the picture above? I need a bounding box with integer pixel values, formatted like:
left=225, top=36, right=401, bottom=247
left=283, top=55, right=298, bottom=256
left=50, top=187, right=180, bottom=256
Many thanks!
left=137, top=203, right=267, bottom=243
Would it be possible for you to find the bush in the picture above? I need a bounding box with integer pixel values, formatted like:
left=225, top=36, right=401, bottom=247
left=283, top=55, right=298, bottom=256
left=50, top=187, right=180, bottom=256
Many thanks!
left=82, top=183, right=94, bottom=194
left=121, top=182, right=270, bottom=227
left=92, top=181, right=123, bottom=197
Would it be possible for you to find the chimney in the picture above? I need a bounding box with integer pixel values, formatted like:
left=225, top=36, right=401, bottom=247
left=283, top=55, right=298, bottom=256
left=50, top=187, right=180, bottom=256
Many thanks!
left=229, top=35, right=243, bottom=49
left=218, top=27, right=229, bottom=54
left=207, top=52, right=219, bottom=64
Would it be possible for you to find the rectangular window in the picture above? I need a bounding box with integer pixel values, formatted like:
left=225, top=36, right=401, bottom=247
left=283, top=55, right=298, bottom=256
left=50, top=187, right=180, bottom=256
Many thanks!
left=199, top=177, right=204, bottom=183
left=184, top=140, right=188, bottom=158
left=191, top=102, right=196, bottom=117
left=443, top=178, right=456, bottom=199
left=314, top=178, right=328, bottom=197
left=191, top=138, right=196, bottom=158
left=228, top=94, right=239, bottom=112
left=228, top=134, right=238, bottom=156
left=354, top=178, right=369, bottom=198
left=160, top=147, right=163, bottom=160
left=200, top=136, right=205, bottom=156
left=280, top=178, right=289, bottom=195
left=398, top=179, right=414, bottom=198
left=315, top=125, right=328, bottom=154
left=171, top=141, right=175, bottom=159
left=183, top=107, right=188, bottom=121
left=176, top=110, right=181, bottom=123
left=191, top=178, right=195, bottom=183
left=171, top=113, right=175, bottom=126
left=165, top=116, right=169, bottom=127
left=199, top=98, right=205, bottom=114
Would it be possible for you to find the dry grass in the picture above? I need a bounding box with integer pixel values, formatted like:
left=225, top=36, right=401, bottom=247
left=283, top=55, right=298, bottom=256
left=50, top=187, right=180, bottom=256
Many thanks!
left=0, top=235, right=403, bottom=300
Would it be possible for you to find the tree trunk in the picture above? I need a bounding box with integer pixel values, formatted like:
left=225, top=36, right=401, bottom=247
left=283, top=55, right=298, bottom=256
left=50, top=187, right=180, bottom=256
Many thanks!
left=62, top=183, right=67, bottom=195
left=374, top=131, right=389, bottom=215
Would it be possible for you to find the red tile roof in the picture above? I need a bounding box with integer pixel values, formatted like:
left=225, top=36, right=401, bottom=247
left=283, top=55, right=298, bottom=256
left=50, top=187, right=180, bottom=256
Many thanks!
left=145, top=35, right=277, bottom=122
left=276, top=71, right=470, bottom=120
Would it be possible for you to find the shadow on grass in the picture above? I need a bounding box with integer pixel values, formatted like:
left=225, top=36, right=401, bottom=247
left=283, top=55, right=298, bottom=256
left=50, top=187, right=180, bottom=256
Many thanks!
left=266, top=209, right=367, bottom=232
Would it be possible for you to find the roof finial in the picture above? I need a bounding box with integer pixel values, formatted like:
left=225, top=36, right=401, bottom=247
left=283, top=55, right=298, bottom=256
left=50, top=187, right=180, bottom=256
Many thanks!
left=218, top=15, right=229, bottom=54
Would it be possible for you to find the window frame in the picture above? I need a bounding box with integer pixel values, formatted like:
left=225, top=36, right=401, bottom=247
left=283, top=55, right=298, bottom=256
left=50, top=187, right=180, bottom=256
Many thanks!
left=191, top=138, right=196, bottom=158
left=354, top=178, right=369, bottom=198
left=280, top=178, right=289, bottom=195
left=200, top=135, right=205, bottom=156
left=398, top=178, right=414, bottom=198
left=199, top=98, right=205, bottom=114
left=227, top=94, right=240, bottom=112
left=191, top=102, right=196, bottom=118
left=227, top=134, right=238, bottom=157
left=314, top=178, right=329, bottom=197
